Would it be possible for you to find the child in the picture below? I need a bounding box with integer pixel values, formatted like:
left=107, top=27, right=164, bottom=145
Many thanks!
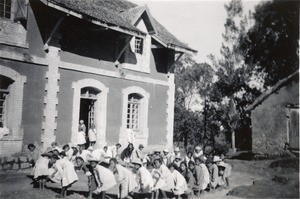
left=153, top=158, right=175, bottom=198
left=184, top=151, right=194, bottom=165
left=208, top=156, right=220, bottom=190
left=100, top=146, right=112, bottom=165
left=27, top=144, right=41, bottom=167
left=88, top=123, right=97, bottom=146
left=51, top=142, right=62, bottom=153
left=188, top=160, right=205, bottom=196
left=170, top=147, right=181, bottom=163
left=193, top=146, right=203, bottom=159
left=89, top=156, right=116, bottom=199
left=179, top=161, right=194, bottom=189
left=62, top=144, right=74, bottom=161
left=120, top=143, right=134, bottom=166
left=131, top=159, right=153, bottom=199
left=78, top=120, right=87, bottom=150
left=217, top=161, right=232, bottom=188
left=168, top=163, right=189, bottom=199
left=55, top=151, right=78, bottom=198
left=32, top=152, right=50, bottom=190
left=75, top=156, right=96, bottom=199
left=162, top=149, right=171, bottom=165
left=109, top=158, right=137, bottom=199
left=198, top=156, right=210, bottom=192
left=147, top=163, right=165, bottom=199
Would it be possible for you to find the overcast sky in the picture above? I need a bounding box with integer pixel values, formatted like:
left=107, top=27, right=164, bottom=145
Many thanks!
left=131, top=0, right=261, bottom=63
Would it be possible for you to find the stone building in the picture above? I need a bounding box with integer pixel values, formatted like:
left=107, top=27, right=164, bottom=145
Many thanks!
left=0, top=0, right=196, bottom=154
left=246, top=70, right=299, bottom=155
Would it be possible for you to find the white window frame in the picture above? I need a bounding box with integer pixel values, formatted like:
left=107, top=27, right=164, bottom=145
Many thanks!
left=119, top=86, right=149, bottom=147
left=122, top=34, right=151, bottom=74
left=127, top=94, right=142, bottom=131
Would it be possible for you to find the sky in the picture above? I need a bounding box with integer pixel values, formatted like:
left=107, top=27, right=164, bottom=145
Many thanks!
left=131, top=0, right=261, bottom=63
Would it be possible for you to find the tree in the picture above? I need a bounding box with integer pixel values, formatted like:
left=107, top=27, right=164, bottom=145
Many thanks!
left=240, top=0, right=299, bottom=87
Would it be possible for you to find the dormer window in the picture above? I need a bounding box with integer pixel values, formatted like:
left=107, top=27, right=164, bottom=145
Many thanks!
left=0, top=0, right=12, bottom=19
left=134, top=37, right=143, bottom=54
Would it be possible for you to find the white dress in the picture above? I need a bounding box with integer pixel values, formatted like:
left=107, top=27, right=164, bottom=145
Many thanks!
left=116, top=164, right=137, bottom=198
left=151, top=169, right=165, bottom=190
left=32, top=156, right=49, bottom=179
left=159, top=164, right=175, bottom=191
left=78, top=131, right=86, bottom=145
left=77, top=150, right=91, bottom=162
left=93, top=165, right=117, bottom=193
left=56, top=157, right=78, bottom=187
left=171, top=170, right=188, bottom=195
left=200, top=163, right=210, bottom=190
left=88, top=129, right=97, bottom=142
left=137, top=166, right=154, bottom=193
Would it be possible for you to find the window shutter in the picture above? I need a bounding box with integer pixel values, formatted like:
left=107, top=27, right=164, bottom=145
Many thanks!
left=13, top=0, right=28, bottom=22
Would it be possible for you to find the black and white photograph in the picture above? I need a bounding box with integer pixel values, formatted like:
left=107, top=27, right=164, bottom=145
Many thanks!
left=0, top=0, right=299, bottom=198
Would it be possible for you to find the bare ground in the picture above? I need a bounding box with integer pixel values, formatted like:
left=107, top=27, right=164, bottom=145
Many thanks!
left=0, top=158, right=299, bottom=199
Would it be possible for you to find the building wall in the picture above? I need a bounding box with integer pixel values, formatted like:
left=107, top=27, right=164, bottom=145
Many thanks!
left=0, top=58, right=47, bottom=150
left=251, top=79, right=299, bottom=155
left=56, top=67, right=169, bottom=147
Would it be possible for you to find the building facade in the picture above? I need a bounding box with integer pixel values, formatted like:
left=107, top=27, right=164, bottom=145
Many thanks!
left=246, top=70, right=299, bottom=155
left=0, top=0, right=196, bottom=154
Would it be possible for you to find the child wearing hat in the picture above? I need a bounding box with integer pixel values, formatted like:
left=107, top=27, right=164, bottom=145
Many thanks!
left=89, top=156, right=116, bottom=199
left=217, top=160, right=232, bottom=188
left=170, top=147, right=181, bottom=163
left=208, top=156, right=221, bottom=190
left=109, top=158, right=137, bottom=199
left=132, top=159, right=154, bottom=198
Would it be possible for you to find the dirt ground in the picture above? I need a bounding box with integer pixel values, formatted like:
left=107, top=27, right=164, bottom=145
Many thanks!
left=0, top=158, right=299, bottom=199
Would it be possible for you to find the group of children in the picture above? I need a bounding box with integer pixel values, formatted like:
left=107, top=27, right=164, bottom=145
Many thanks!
left=27, top=140, right=232, bottom=199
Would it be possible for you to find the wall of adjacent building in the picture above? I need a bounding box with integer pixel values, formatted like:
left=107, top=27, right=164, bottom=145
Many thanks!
left=251, top=79, right=299, bottom=155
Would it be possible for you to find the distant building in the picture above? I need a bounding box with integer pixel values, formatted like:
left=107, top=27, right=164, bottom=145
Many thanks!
left=0, top=0, right=196, bottom=154
left=246, top=70, right=299, bottom=155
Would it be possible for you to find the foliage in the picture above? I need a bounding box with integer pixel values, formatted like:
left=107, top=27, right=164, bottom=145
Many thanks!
left=173, top=104, right=203, bottom=148
left=240, top=0, right=299, bottom=87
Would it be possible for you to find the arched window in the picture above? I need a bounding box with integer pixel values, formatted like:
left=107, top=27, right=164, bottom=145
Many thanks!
left=127, top=93, right=143, bottom=131
left=120, top=87, right=149, bottom=147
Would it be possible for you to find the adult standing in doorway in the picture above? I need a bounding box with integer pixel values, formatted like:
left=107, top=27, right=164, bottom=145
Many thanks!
left=78, top=120, right=86, bottom=150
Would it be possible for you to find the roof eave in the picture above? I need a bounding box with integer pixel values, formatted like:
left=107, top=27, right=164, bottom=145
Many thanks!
left=152, top=35, right=197, bottom=54
left=245, top=70, right=299, bottom=112
left=40, top=0, right=146, bottom=38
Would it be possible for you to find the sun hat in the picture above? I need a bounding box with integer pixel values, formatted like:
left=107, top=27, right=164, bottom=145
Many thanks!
left=217, top=161, right=226, bottom=167
left=213, top=155, right=222, bottom=162
left=163, top=148, right=169, bottom=153
left=195, top=146, right=201, bottom=150
left=87, top=155, right=100, bottom=163
left=174, top=147, right=180, bottom=152
left=131, top=159, right=143, bottom=166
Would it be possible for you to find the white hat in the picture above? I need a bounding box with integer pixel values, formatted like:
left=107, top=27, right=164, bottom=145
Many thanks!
left=217, top=161, right=226, bottom=167
left=87, top=155, right=100, bottom=162
left=213, top=156, right=222, bottom=162
left=174, top=147, right=180, bottom=152
left=163, top=148, right=169, bottom=153
left=195, top=146, right=201, bottom=150
left=131, top=159, right=143, bottom=166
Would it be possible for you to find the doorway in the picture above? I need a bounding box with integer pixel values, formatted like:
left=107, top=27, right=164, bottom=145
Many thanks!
left=79, top=87, right=100, bottom=147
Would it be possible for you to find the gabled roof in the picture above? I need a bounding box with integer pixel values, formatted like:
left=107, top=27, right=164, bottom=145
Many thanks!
left=246, top=70, right=299, bottom=112
left=40, top=0, right=197, bottom=53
